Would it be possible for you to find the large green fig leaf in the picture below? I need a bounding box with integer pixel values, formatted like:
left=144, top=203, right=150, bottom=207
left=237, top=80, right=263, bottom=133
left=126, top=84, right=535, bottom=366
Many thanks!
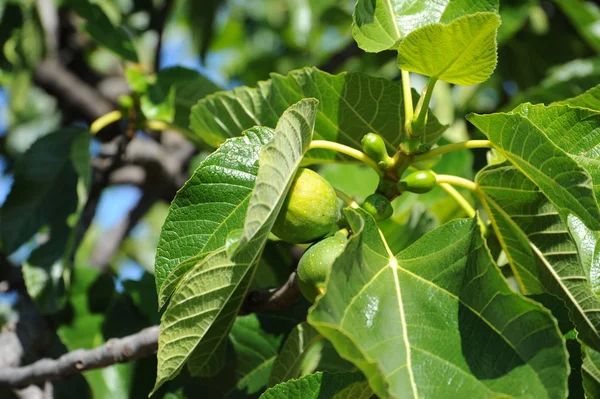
left=190, top=67, right=446, bottom=151
left=234, top=99, right=318, bottom=253
left=477, top=164, right=600, bottom=350
left=153, top=102, right=319, bottom=392
left=397, top=13, right=499, bottom=85
left=468, top=103, right=600, bottom=230
left=351, top=0, right=498, bottom=53
left=261, top=372, right=371, bottom=399
left=308, top=209, right=567, bottom=399
left=154, top=127, right=274, bottom=301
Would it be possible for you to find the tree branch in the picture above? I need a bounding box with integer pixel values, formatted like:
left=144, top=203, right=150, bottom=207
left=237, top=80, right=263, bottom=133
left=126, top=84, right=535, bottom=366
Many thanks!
left=0, top=326, right=159, bottom=388
left=0, top=271, right=301, bottom=388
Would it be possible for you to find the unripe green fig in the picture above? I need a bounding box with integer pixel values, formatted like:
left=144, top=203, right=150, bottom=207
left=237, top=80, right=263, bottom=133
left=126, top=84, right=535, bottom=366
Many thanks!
left=361, top=133, right=392, bottom=167
left=272, top=168, right=340, bottom=244
left=362, top=193, right=393, bottom=221
left=398, top=170, right=437, bottom=194
left=297, top=231, right=348, bottom=303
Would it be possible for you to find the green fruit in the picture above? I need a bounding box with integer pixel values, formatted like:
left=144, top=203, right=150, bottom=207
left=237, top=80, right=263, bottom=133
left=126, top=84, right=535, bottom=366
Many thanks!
left=361, top=133, right=392, bottom=167
left=398, top=170, right=437, bottom=194
left=272, top=168, right=340, bottom=244
left=297, top=231, right=347, bottom=303
left=362, top=193, right=393, bottom=221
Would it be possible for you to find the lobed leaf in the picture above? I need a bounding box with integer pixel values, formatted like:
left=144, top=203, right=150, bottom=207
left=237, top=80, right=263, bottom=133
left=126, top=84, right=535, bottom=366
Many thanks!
left=309, top=209, right=568, bottom=399
left=397, top=12, right=499, bottom=85
left=190, top=67, right=446, bottom=151
left=351, top=0, right=498, bottom=53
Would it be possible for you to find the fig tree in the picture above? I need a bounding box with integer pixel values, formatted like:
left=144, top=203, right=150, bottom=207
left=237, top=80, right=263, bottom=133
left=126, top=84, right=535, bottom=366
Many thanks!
left=272, top=168, right=340, bottom=244
left=362, top=193, right=393, bottom=221
left=398, top=170, right=437, bottom=194
left=297, top=230, right=348, bottom=303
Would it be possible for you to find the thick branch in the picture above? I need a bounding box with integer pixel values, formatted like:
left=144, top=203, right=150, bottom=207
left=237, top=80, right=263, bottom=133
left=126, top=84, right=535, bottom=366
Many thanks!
left=0, top=326, right=159, bottom=388
left=34, top=58, right=114, bottom=124
left=0, top=271, right=301, bottom=388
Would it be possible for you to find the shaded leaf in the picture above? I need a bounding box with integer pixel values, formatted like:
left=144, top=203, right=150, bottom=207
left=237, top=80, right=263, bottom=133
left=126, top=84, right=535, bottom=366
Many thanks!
left=553, top=0, right=600, bottom=54
left=190, top=67, right=445, bottom=151
left=351, top=0, right=498, bottom=52
left=397, top=12, right=499, bottom=85
left=141, top=67, right=220, bottom=139
left=261, top=372, right=370, bottom=399
left=268, top=322, right=322, bottom=387
left=70, top=2, right=138, bottom=62
left=309, top=209, right=568, bottom=399
left=477, top=164, right=600, bottom=350
left=583, top=345, right=600, bottom=399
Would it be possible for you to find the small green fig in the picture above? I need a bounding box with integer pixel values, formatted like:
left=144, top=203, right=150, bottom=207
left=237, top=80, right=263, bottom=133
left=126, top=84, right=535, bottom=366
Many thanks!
left=272, top=168, right=340, bottom=244
left=362, top=193, right=393, bottom=221
left=361, top=133, right=393, bottom=167
left=297, top=231, right=348, bottom=303
left=398, top=170, right=437, bottom=194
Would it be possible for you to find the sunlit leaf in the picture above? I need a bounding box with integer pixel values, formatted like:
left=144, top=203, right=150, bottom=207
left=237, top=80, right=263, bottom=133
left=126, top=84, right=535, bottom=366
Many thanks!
left=309, top=209, right=568, bottom=399
left=468, top=103, right=600, bottom=230
left=397, top=13, right=499, bottom=85
left=351, top=0, right=498, bottom=52
left=154, top=127, right=274, bottom=302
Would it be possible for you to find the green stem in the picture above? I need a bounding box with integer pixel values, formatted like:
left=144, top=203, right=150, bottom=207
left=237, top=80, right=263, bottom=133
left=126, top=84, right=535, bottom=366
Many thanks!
left=401, top=70, right=414, bottom=126
left=334, top=189, right=359, bottom=209
left=437, top=183, right=476, bottom=218
left=411, top=140, right=493, bottom=163
left=309, top=140, right=384, bottom=176
left=412, top=77, right=438, bottom=132
left=434, top=174, right=478, bottom=192
left=90, top=110, right=123, bottom=134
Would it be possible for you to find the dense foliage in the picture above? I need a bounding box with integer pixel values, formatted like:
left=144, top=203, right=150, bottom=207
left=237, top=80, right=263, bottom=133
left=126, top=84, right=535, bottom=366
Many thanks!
left=1, top=0, right=600, bottom=398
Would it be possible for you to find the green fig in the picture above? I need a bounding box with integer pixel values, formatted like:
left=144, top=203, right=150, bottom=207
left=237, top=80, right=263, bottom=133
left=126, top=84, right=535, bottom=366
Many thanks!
left=361, top=133, right=393, bottom=167
left=272, top=168, right=340, bottom=244
left=398, top=170, right=437, bottom=194
left=297, top=231, right=348, bottom=303
left=362, top=193, right=393, bottom=221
